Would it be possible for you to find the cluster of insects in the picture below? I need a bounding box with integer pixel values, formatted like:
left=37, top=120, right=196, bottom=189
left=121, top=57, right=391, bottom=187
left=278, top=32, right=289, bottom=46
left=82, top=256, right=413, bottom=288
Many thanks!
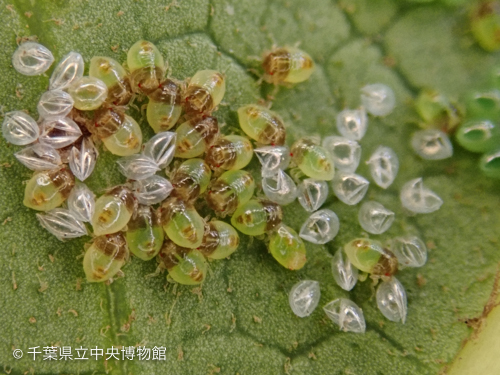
left=3, top=39, right=446, bottom=332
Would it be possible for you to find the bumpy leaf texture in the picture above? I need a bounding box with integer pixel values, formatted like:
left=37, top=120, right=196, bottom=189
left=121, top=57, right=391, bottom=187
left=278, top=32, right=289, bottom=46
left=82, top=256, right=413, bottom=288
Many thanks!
left=0, top=0, right=499, bottom=374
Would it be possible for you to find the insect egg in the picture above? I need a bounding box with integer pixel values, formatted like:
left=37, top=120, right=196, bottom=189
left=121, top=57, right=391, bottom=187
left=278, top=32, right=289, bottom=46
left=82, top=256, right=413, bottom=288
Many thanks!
left=174, top=116, right=219, bottom=158
left=183, top=70, right=226, bottom=116
left=170, top=158, right=212, bottom=201
left=237, top=104, right=286, bottom=145
left=23, top=167, right=75, bottom=211
left=268, top=224, right=307, bottom=270
left=198, top=221, right=240, bottom=259
left=89, top=56, right=132, bottom=105
left=158, top=239, right=208, bottom=285
left=262, top=47, right=314, bottom=84
left=480, top=148, right=500, bottom=179
left=206, top=170, right=255, bottom=214
left=147, top=79, right=183, bottom=133
left=83, top=232, right=129, bottom=283
left=231, top=199, right=282, bottom=236
left=101, top=114, right=143, bottom=156
left=91, top=186, right=135, bottom=236
left=290, top=138, right=335, bottom=181
left=343, top=238, right=398, bottom=277
left=126, top=205, right=164, bottom=261
left=159, top=196, right=205, bottom=249
left=68, top=76, right=108, bottom=111
left=456, top=119, right=500, bottom=153
left=205, top=135, right=253, bottom=170
left=127, top=40, right=165, bottom=95
left=12, top=41, right=54, bottom=76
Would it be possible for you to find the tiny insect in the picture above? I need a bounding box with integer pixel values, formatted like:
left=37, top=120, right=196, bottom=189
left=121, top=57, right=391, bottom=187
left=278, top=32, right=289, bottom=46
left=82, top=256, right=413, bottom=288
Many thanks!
left=92, top=106, right=125, bottom=138
left=262, top=46, right=314, bottom=85
left=147, top=79, right=183, bottom=133
left=198, top=220, right=240, bottom=259
left=471, top=1, right=500, bottom=52
left=159, top=196, right=205, bottom=249
left=23, top=168, right=75, bottom=211
left=91, top=186, right=135, bottom=236
left=205, top=135, right=253, bottom=170
left=206, top=170, right=255, bottom=214
left=127, top=40, right=165, bottom=95
left=126, top=205, right=164, bottom=261
left=183, top=70, right=226, bottom=116
left=83, top=232, right=129, bottom=283
left=415, top=89, right=462, bottom=132
left=231, top=199, right=282, bottom=236
left=237, top=104, right=286, bottom=145
left=158, top=239, right=207, bottom=285
left=343, top=238, right=398, bottom=278
left=89, top=56, right=132, bottom=105
left=175, top=116, right=219, bottom=158
left=268, top=224, right=307, bottom=270
left=68, top=76, right=108, bottom=111
left=170, top=158, right=212, bottom=201
left=101, top=114, right=143, bottom=156
left=290, top=138, right=335, bottom=181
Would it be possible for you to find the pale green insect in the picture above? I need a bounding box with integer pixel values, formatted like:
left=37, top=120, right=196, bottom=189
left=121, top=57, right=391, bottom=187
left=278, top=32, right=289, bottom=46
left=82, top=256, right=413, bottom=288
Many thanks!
left=206, top=170, right=255, bottom=214
left=126, top=205, right=164, bottom=261
left=159, top=196, right=205, bottom=249
left=231, top=199, right=282, bottom=236
left=127, top=40, right=165, bottom=95
left=68, top=76, right=108, bottom=111
left=23, top=168, right=75, bottom=211
left=102, top=114, right=142, bottom=156
left=175, top=116, right=219, bottom=158
left=205, top=135, right=253, bottom=170
left=262, top=47, right=314, bottom=84
left=83, top=232, right=129, bottom=283
left=470, top=2, right=500, bottom=52
left=158, top=239, right=207, bottom=285
left=480, top=148, right=500, bottom=179
left=91, top=186, right=135, bottom=236
left=198, top=221, right=240, bottom=260
left=147, top=79, right=182, bottom=133
left=456, top=119, right=500, bottom=153
left=237, top=104, right=286, bottom=145
left=184, top=70, right=226, bottom=116
left=170, top=158, right=212, bottom=201
left=89, top=56, right=132, bottom=105
left=268, top=224, right=306, bottom=270
left=344, top=238, right=398, bottom=277
left=414, top=89, right=461, bottom=132
left=290, top=138, right=335, bottom=181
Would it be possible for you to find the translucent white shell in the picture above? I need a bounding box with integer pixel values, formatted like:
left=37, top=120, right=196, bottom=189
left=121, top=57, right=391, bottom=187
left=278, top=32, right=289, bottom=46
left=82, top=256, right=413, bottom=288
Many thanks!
left=411, top=129, right=453, bottom=160
left=117, top=155, right=160, bottom=180
left=299, top=209, right=340, bottom=244
left=38, top=117, right=82, bottom=149
left=336, top=108, right=368, bottom=141
left=262, top=170, right=297, bottom=205
left=68, top=76, right=108, bottom=111
left=360, top=84, right=396, bottom=117
left=37, top=90, right=74, bottom=119
left=12, top=42, right=54, bottom=76
left=322, top=136, right=361, bottom=172
left=143, top=132, right=177, bottom=168
left=323, top=298, right=366, bottom=333
left=366, top=146, right=399, bottom=189
left=49, top=52, right=84, bottom=90
left=376, top=277, right=407, bottom=323
left=2, top=111, right=39, bottom=145
left=297, top=178, right=328, bottom=212
left=69, top=138, right=98, bottom=181
left=358, top=201, right=395, bottom=235
left=331, top=249, right=358, bottom=291
left=254, top=146, right=291, bottom=177
left=391, top=235, right=427, bottom=268
left=67, top=183, right=96, bottom=222
left=331, top=171, right=369, bottom=205
left=36, top=208, right=88, bottom=241
left=131, top=175, right=173, bottom=205
left=14, top=143, right=62, bottom=171
left=288, top=280, right=321, bottom=318
left=400, top=178, right=443, bottom=214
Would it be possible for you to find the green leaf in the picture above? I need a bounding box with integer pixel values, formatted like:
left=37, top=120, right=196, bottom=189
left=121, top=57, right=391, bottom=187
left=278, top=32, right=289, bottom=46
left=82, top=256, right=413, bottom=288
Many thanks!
left=0, top=1, right=499, bottom=374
